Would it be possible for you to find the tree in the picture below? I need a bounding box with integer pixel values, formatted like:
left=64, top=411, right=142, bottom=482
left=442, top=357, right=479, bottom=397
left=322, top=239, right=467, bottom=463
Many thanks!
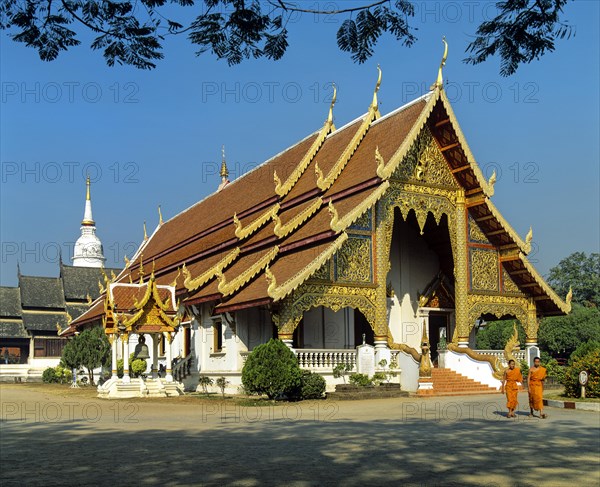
left=1, top=0, right=574, bottom=73
left=60, top=326, right=110, bottom=385
left=547, top=252, right=600, bottom=307
left=475, top=320, right=526, bottom=350
left=241, top=338, right=301, bottom=399
left=538, top=305, right=600, bottom=358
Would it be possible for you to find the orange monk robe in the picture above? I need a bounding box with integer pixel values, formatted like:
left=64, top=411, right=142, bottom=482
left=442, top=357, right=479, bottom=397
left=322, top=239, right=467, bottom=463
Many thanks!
left=505, top=368, right=523, bottom=409
left=528, top=366, right=547, bottom=410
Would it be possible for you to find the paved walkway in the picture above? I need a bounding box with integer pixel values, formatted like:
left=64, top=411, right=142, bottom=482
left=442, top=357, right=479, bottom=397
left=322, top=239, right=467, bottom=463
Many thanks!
left=1, top=384, right=599, bottom=486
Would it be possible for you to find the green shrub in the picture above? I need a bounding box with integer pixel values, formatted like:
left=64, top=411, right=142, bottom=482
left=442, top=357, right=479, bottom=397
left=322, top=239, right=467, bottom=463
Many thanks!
left=117, top=358, right=124, bottom=378
left=332, top=363, right=353, bottom=383
left=519, top=359, right=529, bottom=379
left=349, top=373, right=372, bottom=387
left=198, top=375, right=213, bottom=394
left=42, top=367, right=57, bottom=383
left=216, top=377, right=229, bottom=398
left=54, top=365, right=73, bottom=384
left=544, top=357, right=566, bottom=384
left=371, top=372, right=387, bottom=386
left=299, top=371, right=326, bottom=399
left=569, top=341, right=600, bottom=365
left=242, top=339, right=302, bottom=399
left=130, top=358, right=147, bottom=378
left=563, top=349, right=600, bottom=398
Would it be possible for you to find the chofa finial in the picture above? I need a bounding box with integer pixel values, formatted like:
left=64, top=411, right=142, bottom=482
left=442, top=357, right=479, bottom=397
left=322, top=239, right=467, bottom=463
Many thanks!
left=143, top=221, right=148, bottom=241
left=431, top=36, right=448, bottom=90
left=327, top=82, right=337, bottom=125
left=158, top=205, right=163, bottom=226
left=372, top=64, right=382, bottom=110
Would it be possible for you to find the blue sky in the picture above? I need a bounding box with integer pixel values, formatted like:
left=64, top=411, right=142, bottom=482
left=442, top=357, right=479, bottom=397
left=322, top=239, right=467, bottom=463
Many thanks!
left=1, top=1, right=599, bottom=287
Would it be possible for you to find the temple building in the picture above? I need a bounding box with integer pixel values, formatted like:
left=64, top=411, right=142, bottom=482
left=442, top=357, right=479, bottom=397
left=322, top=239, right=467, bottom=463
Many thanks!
left=0, top=179, right=118, bottom=381
left=64, top=46, right=571, bottom=397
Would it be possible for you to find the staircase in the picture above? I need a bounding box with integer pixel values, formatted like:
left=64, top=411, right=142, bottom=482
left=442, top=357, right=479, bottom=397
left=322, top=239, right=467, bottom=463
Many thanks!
left=417, top=368, right=500, bottom=396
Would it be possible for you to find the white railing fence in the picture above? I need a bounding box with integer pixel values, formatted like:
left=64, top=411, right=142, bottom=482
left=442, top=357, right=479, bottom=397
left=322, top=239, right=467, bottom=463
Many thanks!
left=296, top=349, right=357, bottom=371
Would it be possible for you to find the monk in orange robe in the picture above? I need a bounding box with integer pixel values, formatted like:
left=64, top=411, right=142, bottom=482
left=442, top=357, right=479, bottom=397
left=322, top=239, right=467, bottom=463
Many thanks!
left=502, top=359, right=523, bottom=418
left=528, top=356, right=548, bottom=418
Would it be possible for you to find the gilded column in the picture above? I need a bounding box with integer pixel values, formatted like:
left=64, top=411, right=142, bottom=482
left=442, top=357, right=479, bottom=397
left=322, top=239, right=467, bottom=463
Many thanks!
left=454, top=190, right=470, bottom=347
left=122, top=333, right=130, bottom=383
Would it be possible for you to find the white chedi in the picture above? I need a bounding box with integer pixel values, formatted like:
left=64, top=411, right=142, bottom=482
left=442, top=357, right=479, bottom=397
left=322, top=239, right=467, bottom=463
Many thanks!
left=72, top=177, right=105, bottom=268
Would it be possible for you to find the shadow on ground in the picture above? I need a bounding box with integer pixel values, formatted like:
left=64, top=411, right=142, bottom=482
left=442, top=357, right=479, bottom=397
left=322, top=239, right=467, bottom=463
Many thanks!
left=1, top=404, right=599, bottom=487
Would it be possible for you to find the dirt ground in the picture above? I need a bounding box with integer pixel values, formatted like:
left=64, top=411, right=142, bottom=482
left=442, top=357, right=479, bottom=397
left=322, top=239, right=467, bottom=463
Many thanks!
left=1, top=383, right=599, bottom=486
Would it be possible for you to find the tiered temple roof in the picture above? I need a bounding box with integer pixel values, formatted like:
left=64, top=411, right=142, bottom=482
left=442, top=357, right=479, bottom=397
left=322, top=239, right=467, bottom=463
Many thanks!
left=66, top=76, right=569, bottom=334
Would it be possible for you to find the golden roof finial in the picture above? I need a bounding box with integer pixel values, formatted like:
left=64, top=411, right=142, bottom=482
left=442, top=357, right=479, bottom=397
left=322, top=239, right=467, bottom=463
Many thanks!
left=372, top=65, right=382, bottom=110
left=220, top=145, right=229, bottom=179
left=143, top=221, right=148, bottom=241
left=124, top=254, right=130, bottom=267
left=431, top=36, right=448, bottom=91
left=566, top=286, right=573, bottom=305
left=525, top=226, right=533, bottom=245
left=158, top=205, right=163, bottom=226
left=86, top=174, right=91, bottom=201
left=327, top=82, right=337, bottom=125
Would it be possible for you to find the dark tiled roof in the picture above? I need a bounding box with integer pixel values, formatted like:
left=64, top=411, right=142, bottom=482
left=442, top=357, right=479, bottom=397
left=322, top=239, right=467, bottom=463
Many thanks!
left=0, top=320, right=28, bottom=338
left=19, top=276, right=64, bottom=309
left=22, top=312, right=68, bottom=331
left=0, top=287, right=22, bottom=318
left=61, top=263, right=121, bottom=301
left=66, top=303, right=91, bottom=319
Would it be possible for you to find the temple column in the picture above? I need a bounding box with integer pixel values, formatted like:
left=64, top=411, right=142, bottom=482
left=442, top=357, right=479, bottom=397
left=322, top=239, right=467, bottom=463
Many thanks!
left=151, top=334, right=159, bottom=379
left=454, top=190, right=470, bottom=347
left=278, top=331, right=294, bottom=349
left=122, top=334, right=130, bottom=383
left=111, top=335, right=118, bottom=379
left=525, top=300, right=540, bottom=366
left=164, top=332, right=173, bottom=382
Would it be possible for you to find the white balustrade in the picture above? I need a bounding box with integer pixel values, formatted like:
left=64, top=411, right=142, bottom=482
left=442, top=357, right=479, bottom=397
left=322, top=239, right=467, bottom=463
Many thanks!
left=295, top=349, right=357, bottom=371
left=473, top=349, right=526, bottom=367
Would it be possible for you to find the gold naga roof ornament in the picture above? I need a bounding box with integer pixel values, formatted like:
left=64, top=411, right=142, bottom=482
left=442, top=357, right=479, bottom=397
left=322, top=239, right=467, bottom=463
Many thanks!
left=525, top=226, right=533, bottom=246
left=566, top=286, right=573, bottom=306
left=158, top=205, right=164, bottom=226
left=431, top=36, right=448, bottom=91
left=371, top=64, right=382, bottom=112
left=138, top=253, right=145, bottom=283
left=488, top=170, right=497, bottom=196
left=327, top=82, right=337, bottom=128
left=143, top=221, right=148, bottom=241
left=124, top=254, right=130, bottom=267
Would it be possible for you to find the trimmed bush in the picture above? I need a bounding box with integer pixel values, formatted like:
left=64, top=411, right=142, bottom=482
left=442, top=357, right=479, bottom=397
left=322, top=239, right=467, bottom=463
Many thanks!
left=349, top=373, right=372, bottom=387
left=42, top=367, right=57, bottom=383
left=130, top=357, right=147, bottom=378
left=242, top=339, right=302, bottom=399
left=563, top=349, right=600, bottom=398
left=300, top=370, right=326, bottom=399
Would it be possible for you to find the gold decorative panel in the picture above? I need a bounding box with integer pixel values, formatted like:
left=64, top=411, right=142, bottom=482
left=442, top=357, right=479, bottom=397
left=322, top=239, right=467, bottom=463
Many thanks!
left=502, top=269, right=522, bottom=294
left=392, top=125, right=458, bottom=188
left=349, top=208, right=372, bottom=231
left=335, top=236, right=372, bottom=283
left=468, top=215, right=489, bottom=244
left=312, top=259, right=333, bottom=282
left=470, top=248, right=499, bottom=292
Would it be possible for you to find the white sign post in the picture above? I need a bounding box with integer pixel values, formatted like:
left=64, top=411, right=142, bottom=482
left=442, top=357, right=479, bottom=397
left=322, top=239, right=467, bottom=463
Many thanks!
left=579, top=370, right=588, bottom=399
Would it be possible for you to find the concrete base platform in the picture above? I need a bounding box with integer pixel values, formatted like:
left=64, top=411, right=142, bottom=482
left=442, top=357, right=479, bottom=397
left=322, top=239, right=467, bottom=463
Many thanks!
left=97, top=377, right=184, bottom=399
